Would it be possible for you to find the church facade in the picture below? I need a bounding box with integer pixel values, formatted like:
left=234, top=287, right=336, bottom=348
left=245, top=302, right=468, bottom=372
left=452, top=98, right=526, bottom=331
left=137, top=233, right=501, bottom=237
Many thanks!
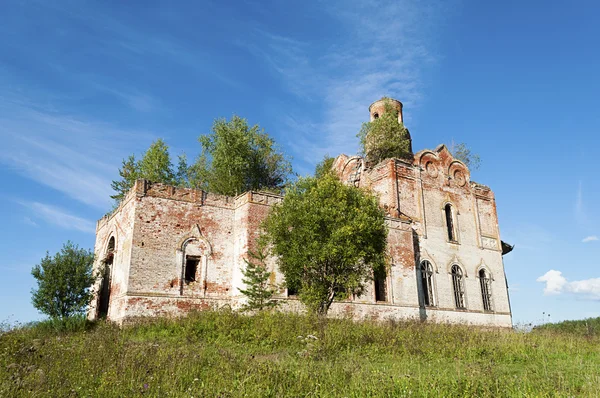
left=89, top=98, right=513, bottom=327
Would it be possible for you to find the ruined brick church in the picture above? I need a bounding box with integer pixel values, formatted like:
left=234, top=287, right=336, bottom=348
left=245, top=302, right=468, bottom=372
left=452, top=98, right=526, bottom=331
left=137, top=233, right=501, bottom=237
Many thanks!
left=89, top=98, right=513, bottom=327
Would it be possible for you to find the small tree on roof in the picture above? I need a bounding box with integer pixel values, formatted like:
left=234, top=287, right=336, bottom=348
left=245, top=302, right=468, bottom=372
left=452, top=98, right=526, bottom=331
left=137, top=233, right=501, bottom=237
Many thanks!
left=357, top=100, right=412, bottom=164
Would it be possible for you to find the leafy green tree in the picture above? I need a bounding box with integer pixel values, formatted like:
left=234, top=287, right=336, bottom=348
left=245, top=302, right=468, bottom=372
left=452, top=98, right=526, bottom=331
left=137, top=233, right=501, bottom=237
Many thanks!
left=448, top=141, right=481, bottom=170
left=189, top=115, right=293, bottom=196
left=111, top=139, right=181, bottom=201
left=239, top=240, right=278, bottom=312
left=263, top=173, right=387, bottom=316
left=31, top=241, right=97, bottom=319
left=137, top=139, right=176, bottom=184
left=175, top=154, right=191, bottom=188
left=314, top=155, right=335, bottom=179
left=110, top=155, right=139, bottom=201
left=357, top=99, right=412, bottom=164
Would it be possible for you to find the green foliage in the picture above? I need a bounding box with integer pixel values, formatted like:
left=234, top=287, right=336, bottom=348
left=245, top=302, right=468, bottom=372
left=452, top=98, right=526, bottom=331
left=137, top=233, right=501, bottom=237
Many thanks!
left=449, top=141, right=482, bottom=170
left=175, top=154, right=191, bottom=188
left=110, top=154, right=138, bottom=202
left=189, top=115, right=293, bottom=196
left=314, top=154, right=335, bottom=179
left=239, top=241, right=278, bottom=312
left=111, top=139, right=186, bottom=201
left=534, top=316, right=600, bottom=337
left=30, top=242, right=96, bottom=320
left=357, top=100, right=412, bottom=164
left=2, top=311, right=600, bottom=397
left=30, top=315, right=95, bottom=334
left=263, top=173, right=387, bottom=315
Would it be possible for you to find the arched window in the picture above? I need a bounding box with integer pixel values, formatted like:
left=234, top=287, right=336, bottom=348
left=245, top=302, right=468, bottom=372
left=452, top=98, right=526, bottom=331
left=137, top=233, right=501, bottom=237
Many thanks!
left=181, top=238, right=204, bottom=294
left=451, top=264, right=465, bottom=309
left=419, top=260, right=435, bottom=306
left=98, top=236, right=115, bottom=318
left=479, top=269, right=492, bottom=311
left=445, top=204, right=457, bottom=242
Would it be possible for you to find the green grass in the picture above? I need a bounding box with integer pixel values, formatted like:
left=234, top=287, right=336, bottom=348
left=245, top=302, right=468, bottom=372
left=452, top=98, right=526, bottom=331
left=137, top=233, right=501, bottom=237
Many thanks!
left=535, top=316, right=600, bottom=337
left=1, top=311, right=599, bottom=397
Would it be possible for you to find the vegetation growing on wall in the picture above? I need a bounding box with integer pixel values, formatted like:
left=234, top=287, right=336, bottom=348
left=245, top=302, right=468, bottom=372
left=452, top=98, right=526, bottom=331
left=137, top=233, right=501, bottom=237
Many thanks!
left=357, top=99, right=412, bottom=164
left=189, top=116, right=293, bottom=196
left=111, top=139, right=188, bottom=201
left=448, top=141, right=482, bottom=170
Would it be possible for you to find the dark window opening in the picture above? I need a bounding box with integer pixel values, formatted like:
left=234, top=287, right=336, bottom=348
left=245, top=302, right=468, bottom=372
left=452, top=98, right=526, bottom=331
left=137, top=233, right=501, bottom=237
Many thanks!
left=184, top=257, right=200, bottom=284
left=445, top=204, right=456, bottom=242
left=107, top=237, right=115, bottom=252
left=479, top=269, right=492, bottom=311
left=98, top=237, right=115, bottom=319
left=451, top=264, right=465, bottom=309
left=98, top=267, right=111, bottom=318
left=375, top=275, right=387, bottom=302
left=420, top=260, right=434, bottom=306
left=373, top=113, right=379, bottom=119
left=287, top=286, right=298, bottom=297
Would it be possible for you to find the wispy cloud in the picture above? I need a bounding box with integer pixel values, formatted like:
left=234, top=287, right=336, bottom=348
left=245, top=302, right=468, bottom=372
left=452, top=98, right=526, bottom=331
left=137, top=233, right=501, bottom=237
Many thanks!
left=243, top=0, right=449, bottom=168
left=19, top=201, right=96, bottom=234
left=583, top=235, right=599, bottom=243
left=0, top=92, right=155, bottom=209
left=537, top=270, right=600, bottom=300
left=22, top=217, right=38, bottom=227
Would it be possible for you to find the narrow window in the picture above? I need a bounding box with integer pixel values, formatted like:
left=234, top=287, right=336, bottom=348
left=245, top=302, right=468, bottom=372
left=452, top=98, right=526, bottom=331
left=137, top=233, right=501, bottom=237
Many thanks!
left=451, top=264, right=465, bottom=309
left=420, top=260, right=434, bottom=306
left=375, top=275, right=387, bottom=302
left=445, top=204, right=456, bottom=242
left=479, top=269, right=492, bottom=311
left=184, top=256, right=200, bottom=284
left=98, top=236, right=115, bottom=319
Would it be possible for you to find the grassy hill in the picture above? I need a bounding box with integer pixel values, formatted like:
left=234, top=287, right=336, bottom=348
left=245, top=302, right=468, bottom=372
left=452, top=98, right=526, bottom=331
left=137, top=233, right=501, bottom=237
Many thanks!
left=2, top=311, right=599, bottom=397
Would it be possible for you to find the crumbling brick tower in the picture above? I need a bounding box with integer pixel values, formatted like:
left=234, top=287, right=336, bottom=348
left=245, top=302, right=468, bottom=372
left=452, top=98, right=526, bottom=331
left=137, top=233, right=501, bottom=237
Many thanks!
left=89, top=97, right=513, bottom=327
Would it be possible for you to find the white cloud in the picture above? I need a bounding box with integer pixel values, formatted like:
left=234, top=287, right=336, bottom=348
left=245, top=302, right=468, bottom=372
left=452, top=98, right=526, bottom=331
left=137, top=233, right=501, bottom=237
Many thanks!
left=0, top=93, right=156, bottom=209
left=20, top=201, right=96, bottom=234
left=537, top=270, right=600, bottom=300
left=244, top=0, right=450, bottom=166
left=582, top=235, right=599, bottom=243
left=536, top=270, right=567, bottom=295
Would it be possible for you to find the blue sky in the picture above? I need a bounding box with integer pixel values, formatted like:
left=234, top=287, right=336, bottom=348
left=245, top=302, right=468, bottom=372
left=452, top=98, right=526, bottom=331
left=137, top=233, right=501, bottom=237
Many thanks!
left=1, top=0, right=598, bottom=326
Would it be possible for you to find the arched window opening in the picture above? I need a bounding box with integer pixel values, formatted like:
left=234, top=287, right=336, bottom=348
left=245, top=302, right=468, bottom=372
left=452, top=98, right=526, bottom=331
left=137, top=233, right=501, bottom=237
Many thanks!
left=451, top=264, right=465, bottom=309
left=180, top=237, right=205, bottom=294
left=373, top=112, right=379, bottom=119
left=445, top=204, right=457, bottom=242
left=98, top=236, right=115, bottom=319
left=479, top=269, right=492, bottom=311
left=419, top=260, right=435, bottom=306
